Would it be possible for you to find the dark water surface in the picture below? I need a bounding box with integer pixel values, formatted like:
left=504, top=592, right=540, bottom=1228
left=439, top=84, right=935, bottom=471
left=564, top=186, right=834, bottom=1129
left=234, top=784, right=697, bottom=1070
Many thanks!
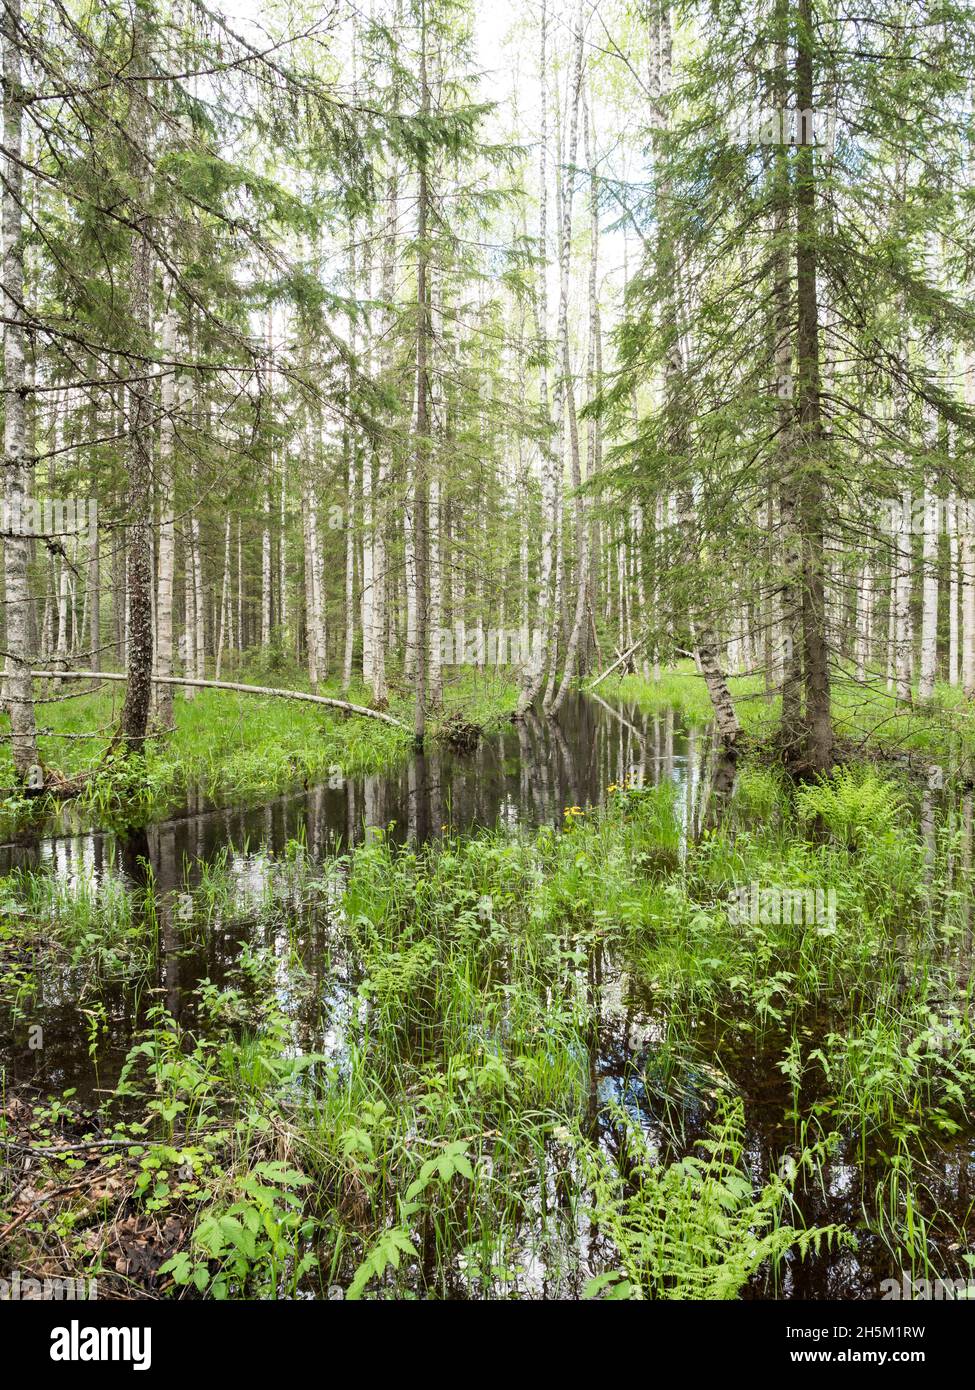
left=1, top=693, right=973, bottom=1299
left=0, top=694, right=700, bottom=872
left=0, top=694, right=708, bottom=1099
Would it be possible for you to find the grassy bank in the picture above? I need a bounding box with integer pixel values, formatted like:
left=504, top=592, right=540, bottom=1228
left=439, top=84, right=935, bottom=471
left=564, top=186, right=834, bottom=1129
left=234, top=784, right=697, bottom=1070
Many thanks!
left=3, top=758, right=972, bottom=1298
left=7, top=658, right=975, bottom=837
left=0, top=665, right=519, bottom=832
left=612, top=662, right=975, bottom=770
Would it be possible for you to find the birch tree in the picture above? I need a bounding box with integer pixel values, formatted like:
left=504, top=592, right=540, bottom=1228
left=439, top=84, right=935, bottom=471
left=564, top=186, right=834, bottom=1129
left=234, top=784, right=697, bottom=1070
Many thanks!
left=1, top=0, right=38, bottom=777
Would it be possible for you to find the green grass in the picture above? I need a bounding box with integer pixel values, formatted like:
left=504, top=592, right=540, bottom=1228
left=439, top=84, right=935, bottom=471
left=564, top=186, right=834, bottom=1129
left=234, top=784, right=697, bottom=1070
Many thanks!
left=0, top=663, right=520, bottom=831
left=611, top=662, right=770, bottom=730
left=611, top=660, right=975, bottom=769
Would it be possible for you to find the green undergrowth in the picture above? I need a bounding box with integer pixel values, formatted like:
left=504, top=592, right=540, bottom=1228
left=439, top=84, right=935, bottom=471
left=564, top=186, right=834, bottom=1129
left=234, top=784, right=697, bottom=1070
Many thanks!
left=4, top=757, right=972, bottom=1297
left=613, top=663, right=975, bottom=770
left=0, top=664, right=519, bottom=832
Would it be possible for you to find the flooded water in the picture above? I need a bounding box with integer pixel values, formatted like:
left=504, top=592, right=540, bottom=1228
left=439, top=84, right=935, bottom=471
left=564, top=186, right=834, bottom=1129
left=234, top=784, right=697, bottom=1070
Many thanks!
left=0, top=695, right=712, bottom=1097
left=0, top=694, right=706, bottom=873
left=2, top=692, right=973, bottom=1299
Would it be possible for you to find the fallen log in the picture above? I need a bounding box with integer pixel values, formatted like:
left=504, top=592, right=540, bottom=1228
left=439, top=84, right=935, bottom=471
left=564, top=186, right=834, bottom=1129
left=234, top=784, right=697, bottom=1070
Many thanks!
left=585, top=638, right=646, bottom=691
left=29, top=671, right=409, bottom=732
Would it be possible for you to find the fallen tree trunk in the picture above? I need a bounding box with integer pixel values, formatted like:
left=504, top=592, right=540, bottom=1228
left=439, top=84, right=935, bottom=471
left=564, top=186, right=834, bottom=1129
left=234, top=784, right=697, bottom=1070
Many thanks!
left=586, top=638, right=646, bottom=692
left=29, top=671, right=408, bottom=732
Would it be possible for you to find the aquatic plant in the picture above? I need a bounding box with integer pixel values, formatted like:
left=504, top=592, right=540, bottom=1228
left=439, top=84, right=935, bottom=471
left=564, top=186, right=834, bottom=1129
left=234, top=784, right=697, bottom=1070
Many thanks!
left=581, top=1098, right=848, bottom=1299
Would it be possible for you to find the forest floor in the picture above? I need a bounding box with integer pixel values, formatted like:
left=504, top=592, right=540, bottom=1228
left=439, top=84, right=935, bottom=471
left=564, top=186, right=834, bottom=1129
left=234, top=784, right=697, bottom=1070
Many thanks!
left=0, top=664, right=520, bottom=832
left=1, top=754, right=971, bottom=1298
left=2, top=666, right=975, bottom=1299
left=612, top=662, right=975, bottom=772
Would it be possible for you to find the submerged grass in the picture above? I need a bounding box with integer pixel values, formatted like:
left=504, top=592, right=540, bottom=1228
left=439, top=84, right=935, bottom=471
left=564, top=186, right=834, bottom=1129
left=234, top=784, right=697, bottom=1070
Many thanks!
left=4, top=747, right=973, bottom=1298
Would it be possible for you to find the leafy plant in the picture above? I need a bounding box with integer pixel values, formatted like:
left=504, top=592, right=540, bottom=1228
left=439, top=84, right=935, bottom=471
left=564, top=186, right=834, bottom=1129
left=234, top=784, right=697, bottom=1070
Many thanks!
left=162, top=1163, right=315, bottom=1298
left=796, top=767, right=905, bottom=848
left=581, top=1098, right=848, bottom=1300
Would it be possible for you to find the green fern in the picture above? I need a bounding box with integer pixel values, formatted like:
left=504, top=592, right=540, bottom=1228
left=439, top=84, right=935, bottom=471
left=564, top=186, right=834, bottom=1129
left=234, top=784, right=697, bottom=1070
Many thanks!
left=581, top=1097, right=849, bottom=1300
left=796, top=766, right=905, bottom=848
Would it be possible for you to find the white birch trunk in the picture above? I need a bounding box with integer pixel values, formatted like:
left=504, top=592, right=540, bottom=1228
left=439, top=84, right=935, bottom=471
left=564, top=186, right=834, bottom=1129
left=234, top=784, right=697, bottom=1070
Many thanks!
left=183, top=523, right=196, bottom=701
left=1, top=0, right=38, bottom=775
left=962, top=497, right=975, bottom=697
left=949, top=492, right=959, bottom=686
left=155, top=279, right=178, bottom=727
left=918, top=484, right=939, bottom=701
left=517, top=0, right=554, bottom=716
left=215, top=516, right=231, bottom=680
left=192, top=515, right=204, bottom=681
left=895, top=490, right=913, bottom=702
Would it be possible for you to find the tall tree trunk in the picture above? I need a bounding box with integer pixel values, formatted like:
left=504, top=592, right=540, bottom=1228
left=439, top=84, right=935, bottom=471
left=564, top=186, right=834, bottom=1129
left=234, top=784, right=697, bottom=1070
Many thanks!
left=551, top=46, right=592, bottom=715
left=342, top=230, right=357, bottom=692
left=215, top=516, right=231, bottom=679
left=88, top=508, right=99, bottom=673
left=261, top=477, right=272, bottom=648
left=855, top=559, right=872, bottom=681
left=404, top=485, right=417, bottom=680
left=342, top=439, right=356, bottom=691
left=371, top=437, right=387, bottom=706
left=299, top=387, right=327, bottom=692
left=948, top=492, right=959, bottom=687
left=192, top=514, right=204, bottom=681
left=55, top=557, right=69, bottom=675
left=278, top=453, right=287, bottom=643
left=361, top=450, right=374, bottom=689
left=261, top=319, right=273, bottom=649
left=773, top=0, right=802, bottom=752
left=183, top=521, right=196, bottom=701
left=373, top=165, right=398, bottom=708
left=154, top=278, right=177, bottom=728
left=118, top=15, right=154, bottom=751
left=412, top=0, right=431, bottom=749
left=517, top=0, right=553, bottom=716
left=895, top=488, right=913, bottom=701
left=919, top=234, right=942, bottom=702
left=962, top=496, right=975, bottom=697
left=236, top=517, right=243, bottom=660
left=654, top=1, right=740, bottom=743
left=428, top=248, right=444, bottom=708
left=793, top=0, right=832, bottom=769
left=918, top=484, right=939, bottom=701
left=361, top=224, right=375, bottom=692
left=301, top=419, right=323, bottom=691
left=2, top=0, right=38, bottom=776
left=544, top=16, right=583, bottom=714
